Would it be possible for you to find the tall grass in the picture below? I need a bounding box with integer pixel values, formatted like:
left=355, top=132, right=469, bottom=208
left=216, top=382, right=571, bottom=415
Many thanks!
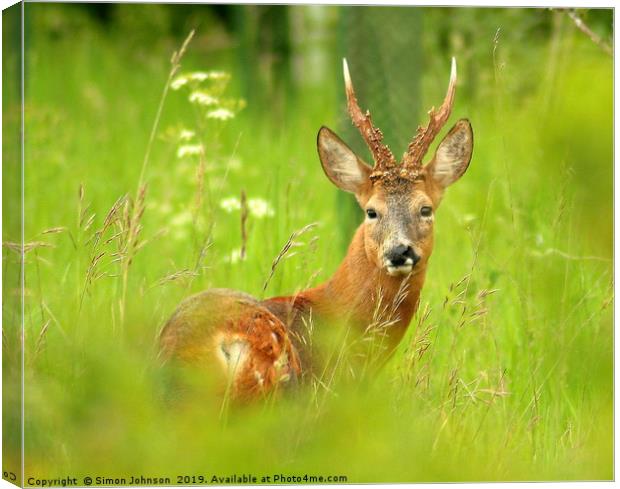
left=6, top=5, right=612, bottom=483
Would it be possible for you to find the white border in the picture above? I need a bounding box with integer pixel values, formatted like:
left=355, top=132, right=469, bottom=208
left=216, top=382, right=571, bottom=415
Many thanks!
left=0, top=2, right=615, bottom=489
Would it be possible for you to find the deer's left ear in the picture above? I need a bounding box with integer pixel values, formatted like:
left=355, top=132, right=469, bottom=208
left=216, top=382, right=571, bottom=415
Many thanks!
left=426, top=119, right=473, bottom=188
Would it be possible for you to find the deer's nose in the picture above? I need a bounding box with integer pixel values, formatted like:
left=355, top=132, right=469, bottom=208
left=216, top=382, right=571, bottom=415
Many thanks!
left=385, top=245, right=420, bottom=267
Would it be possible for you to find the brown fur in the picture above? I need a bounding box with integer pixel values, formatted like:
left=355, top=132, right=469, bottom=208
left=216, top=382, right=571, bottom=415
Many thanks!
left=159, top=69, right=473, bottom=402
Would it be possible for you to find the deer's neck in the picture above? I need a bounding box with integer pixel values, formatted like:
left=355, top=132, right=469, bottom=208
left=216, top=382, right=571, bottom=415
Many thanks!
left=301, top=225, right=426, bottom=347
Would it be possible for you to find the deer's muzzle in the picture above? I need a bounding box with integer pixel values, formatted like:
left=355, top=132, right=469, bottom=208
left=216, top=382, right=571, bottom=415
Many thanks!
left=384, top=245, right=420, bottom=276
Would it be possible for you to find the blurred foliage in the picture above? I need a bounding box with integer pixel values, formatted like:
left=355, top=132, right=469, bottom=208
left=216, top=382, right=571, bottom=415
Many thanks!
left=3, top=5, right=24, bottom=485
left=3, top=4, right=613, bottom=484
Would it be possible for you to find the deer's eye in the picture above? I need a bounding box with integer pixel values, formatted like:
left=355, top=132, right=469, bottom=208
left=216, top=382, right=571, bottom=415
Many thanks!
left=366, top=208, right=378, bottom=219
left=420, top=206, right=433, bottom=217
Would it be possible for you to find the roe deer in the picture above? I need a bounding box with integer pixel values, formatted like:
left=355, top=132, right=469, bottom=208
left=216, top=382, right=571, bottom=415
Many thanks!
left=160, top=58, right=473, bottom=401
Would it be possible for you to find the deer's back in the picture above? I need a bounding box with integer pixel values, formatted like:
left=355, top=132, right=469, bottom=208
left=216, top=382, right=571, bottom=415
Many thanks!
left=159, top=289, right=306, bottom=400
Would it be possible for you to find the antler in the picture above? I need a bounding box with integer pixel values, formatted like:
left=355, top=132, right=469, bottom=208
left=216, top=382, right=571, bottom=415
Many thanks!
left=402, top=57, right=457, bottom=170
left=343, top=59, right=396, bottom=171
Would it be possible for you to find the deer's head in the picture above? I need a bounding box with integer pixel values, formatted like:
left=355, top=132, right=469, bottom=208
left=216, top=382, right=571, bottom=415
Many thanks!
left=318, top=59, right=473, bottom=277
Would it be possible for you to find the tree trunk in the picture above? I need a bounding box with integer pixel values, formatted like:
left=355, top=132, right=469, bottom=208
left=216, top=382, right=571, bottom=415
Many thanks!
left=336, top=6, right=423, bottom=250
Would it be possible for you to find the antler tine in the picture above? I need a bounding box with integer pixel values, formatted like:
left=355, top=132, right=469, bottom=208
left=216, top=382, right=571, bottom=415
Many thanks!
left=343, top=58, right=396, bottom=169
left=402, top=57, right=457, bottom=170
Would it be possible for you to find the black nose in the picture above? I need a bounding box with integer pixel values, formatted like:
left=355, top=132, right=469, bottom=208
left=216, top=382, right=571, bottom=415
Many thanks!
left=386, top=245, right=420, bottom=267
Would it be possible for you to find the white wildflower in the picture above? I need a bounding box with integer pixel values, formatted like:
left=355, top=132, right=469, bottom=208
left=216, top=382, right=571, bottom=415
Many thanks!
left=207, top=108, right=235, bottom=121
left=178, top=129, right=195, bottom=141
left=227, top=157, right=242, bottom=170
left=189, top=91, right=219, bottom=106
left=157, top=202, right=172, bottom=215
left=207, top=70, right=229, bottom=80
left=177, top=144, right=204, bottom=158
left=461, top=213, right=477, bottom=225
left=170, top=210, right=193, bottom=227
left=172, top=228, right=189, bottom=241
left=188, top=71, right=209, bottom=82
left=219, top=197, right=241, bottom=213
left=248, top=198, right=275, bottom=218
left=227, top=248, right=246, bottom=264
left=171, top=76, right=188, bottom=90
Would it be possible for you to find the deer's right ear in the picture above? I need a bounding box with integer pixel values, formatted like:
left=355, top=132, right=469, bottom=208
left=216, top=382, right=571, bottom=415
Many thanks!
left=317, top=126, right=372, bottom=195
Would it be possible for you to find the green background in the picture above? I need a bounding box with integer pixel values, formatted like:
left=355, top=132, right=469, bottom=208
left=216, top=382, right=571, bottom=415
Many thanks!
left=3, top=4, right=613, bottom=483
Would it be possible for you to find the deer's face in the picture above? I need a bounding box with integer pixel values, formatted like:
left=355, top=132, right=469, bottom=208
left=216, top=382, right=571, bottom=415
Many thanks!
left=317, top=120, right=473, bottom=277
left=360, top=179, right=435, bottom=276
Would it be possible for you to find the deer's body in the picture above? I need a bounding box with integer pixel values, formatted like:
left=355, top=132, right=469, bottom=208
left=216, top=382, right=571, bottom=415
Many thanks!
left=160, top=58, right=473, bottom=401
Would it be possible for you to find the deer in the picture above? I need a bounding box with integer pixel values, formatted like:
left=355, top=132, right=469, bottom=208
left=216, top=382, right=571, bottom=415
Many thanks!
left=159, top=58, right=473, bottom=401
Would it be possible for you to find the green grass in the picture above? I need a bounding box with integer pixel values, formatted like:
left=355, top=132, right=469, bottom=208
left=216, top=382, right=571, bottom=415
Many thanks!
left=4, top=5, right=612, bottom=483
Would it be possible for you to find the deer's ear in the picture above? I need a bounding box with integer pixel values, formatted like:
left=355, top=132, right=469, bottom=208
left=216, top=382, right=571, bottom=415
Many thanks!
left=427, top=119, right=473, bottom=189
left=317, top=126, right=372, bottom=195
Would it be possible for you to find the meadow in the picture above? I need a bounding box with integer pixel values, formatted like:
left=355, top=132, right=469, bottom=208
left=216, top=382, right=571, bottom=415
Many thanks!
left=3, top=5, right=613, bottom=484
